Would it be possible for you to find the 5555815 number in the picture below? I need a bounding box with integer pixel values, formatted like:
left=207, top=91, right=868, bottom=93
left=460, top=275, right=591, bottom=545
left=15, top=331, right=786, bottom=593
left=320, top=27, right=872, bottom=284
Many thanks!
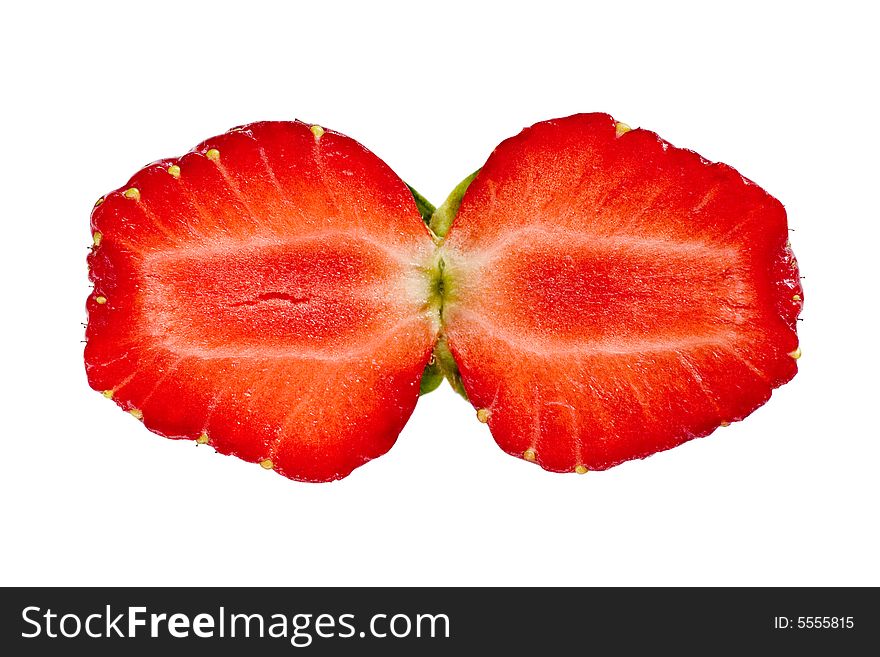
left=774, top=617, right=854, bottom=629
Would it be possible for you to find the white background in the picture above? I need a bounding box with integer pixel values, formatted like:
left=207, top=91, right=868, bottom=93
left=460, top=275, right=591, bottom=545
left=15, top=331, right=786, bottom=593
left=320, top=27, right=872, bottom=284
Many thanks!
left=1, top=1, right=877, bottom=587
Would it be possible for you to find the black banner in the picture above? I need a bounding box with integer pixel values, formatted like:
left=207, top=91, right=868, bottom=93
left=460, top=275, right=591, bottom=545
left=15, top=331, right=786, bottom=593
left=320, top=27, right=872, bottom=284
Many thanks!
left=1, top=587, right=876, bottom=655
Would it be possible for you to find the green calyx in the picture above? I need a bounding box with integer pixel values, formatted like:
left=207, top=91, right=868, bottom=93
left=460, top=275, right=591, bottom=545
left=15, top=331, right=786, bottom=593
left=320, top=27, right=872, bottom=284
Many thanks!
left=418, top=337, right=466, bottom=397
left=406, top=184, right=436, bottom=227
left=411, top=171, right=479, bottom=399
left=429, top=171, right=479, bottom=239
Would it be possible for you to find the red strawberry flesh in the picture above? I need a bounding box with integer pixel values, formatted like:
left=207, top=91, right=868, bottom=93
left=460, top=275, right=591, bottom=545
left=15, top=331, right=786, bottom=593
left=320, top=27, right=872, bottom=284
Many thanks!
left=86, top=113, right=802, bottom=480
left=86, top=121, right=438, bottom=482
left=441, top=113, right=802, bottom=472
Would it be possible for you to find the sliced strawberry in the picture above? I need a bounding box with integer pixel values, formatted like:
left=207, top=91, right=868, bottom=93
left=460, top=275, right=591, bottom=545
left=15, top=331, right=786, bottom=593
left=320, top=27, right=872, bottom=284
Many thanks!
left=86, top=121, right=439, bottom=482
left=441, top=113, right=802, bottom=472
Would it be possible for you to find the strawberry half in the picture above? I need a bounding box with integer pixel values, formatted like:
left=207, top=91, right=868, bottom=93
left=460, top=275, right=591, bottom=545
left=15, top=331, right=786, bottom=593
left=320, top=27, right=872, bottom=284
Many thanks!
left=440, top=113, right=802, bottom=473
left=86, top=121, right=439, bottom=482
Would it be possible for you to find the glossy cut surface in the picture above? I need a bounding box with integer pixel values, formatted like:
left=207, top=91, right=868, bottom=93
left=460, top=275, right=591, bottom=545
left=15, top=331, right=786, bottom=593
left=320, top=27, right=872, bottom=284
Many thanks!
left=86, top=114, right=802, bottom=480
left=86, top=121, right=438, bottom=482
left=442, top=113, right=801, bottom=472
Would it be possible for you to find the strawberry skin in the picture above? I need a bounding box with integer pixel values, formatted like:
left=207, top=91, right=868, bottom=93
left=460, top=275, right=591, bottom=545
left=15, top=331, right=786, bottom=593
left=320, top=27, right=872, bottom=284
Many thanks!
left=441, top=113, right=802, bottom=473
left=86, top=121, right=439, bottom=482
